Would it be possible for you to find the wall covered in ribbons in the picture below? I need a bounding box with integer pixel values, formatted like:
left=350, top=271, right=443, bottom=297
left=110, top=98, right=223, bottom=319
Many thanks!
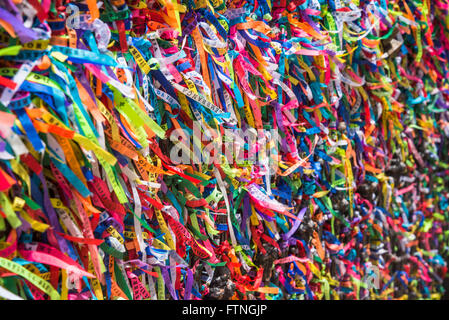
left=0, top=0, right=448, bottom=300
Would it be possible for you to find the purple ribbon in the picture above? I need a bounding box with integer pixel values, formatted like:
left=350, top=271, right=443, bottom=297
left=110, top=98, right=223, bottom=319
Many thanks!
left=184, top=268, right=193, bottom=300
left=161, top=266, right=178, bottom=300
left=37, top=172, right=70, bottom=255
left=0, top=8, right=38, bottom=43
left=283, top=207, right=307, bottom=240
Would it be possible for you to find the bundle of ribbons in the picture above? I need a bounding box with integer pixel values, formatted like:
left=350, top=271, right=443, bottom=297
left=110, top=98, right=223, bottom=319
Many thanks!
left=0, top=0, right=448, bottom=300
